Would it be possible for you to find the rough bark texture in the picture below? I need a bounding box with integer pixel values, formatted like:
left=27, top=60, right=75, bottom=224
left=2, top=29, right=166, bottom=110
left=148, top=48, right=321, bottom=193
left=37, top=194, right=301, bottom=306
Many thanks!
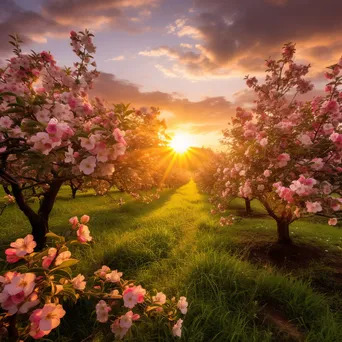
left=277, top=220, right=292, bottom=244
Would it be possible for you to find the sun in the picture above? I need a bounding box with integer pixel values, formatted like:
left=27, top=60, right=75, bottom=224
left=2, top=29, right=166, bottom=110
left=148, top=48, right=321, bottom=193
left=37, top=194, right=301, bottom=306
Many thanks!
left=169, top=133, right=193, bottom=153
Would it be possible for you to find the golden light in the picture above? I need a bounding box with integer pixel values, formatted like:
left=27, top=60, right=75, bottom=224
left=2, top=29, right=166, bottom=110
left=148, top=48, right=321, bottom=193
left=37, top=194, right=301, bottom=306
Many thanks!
left=169, top=132, right=193, bottom=153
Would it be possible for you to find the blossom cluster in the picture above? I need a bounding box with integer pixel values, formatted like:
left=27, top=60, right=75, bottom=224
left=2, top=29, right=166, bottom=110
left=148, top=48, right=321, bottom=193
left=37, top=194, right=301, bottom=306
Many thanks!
left=0, top=216, right=188, bottom=340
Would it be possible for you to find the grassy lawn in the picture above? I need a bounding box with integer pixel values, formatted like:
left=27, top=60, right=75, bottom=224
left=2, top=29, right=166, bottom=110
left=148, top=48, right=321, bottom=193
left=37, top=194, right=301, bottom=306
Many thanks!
left=1, top=181, right=342, bottom=341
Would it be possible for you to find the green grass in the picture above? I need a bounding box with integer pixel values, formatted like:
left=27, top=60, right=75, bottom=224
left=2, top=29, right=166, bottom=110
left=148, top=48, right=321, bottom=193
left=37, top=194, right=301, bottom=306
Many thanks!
left=1, top=182, right=342, bottom=341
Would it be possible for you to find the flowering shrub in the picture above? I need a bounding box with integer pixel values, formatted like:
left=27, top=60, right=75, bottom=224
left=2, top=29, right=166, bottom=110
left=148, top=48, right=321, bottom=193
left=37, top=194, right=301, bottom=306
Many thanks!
left=0, top=216, right=188, bottom=340
left=205, top=44, right=341, bottom=243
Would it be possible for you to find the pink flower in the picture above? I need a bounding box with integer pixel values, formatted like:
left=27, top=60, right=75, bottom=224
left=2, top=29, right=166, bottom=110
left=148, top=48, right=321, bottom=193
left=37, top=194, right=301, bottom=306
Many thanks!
left=119, top=310, right=140, bottom=329
left=105, top=270, right=123, bottom=283
left=69, top=216, right=79, bottom=229
left=276, top=153, right=290, bottom=168
left=122, top=285, right=146, bottom=309
left=18, top=291, right=39, bottom=314
left=96, top=300, right=111, bottom=323
left=0, top=116, right=13, bottom=128
left=113, top=128, right=127, bottom=146
left=55, top=251, right=71, bottom=266
left=5, top=249, right=20, bottom=263
left=80, top=214, right=90, bottom=224
left=263, top=169, right=271, bottom=177
left=94, top=265, right=111, bottom=279
left=111, top=319, right=129, bottom=340
left=305, top=201, right=322, bottom=213
left=79, top=156, right=97, bottom=175
left=152, top=292, right=167, bottom=305
left=29, top=304, right=65, bottom=338
left=71, top=274, right=86, bottom=290
left=310, top=158, right=324, bottom=171
left=4, top=273, right=36, bottom=297
left=42, top=248, right=57, bottom=268
left=177, top=296, right=188, bottom=314
left=328, top=218, right=337, bottom=226
left=297, top=133, right=312, bottom=146
left=76, top=224, right=92, bottom=243
left=7, top=234, right=36, bottom=258
left=172, top=318, right=183, bottom=337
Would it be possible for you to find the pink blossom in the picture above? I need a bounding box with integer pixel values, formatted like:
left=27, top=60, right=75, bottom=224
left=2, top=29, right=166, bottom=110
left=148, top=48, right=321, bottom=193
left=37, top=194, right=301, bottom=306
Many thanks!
left=29, top=304, right=65, bottom=338
left=55, top=251, right=71, bottom=266
left=42, top=248, right=57, bottom=268
left=111, top=319, right=129, bottom=340
left=76, top=224, right=92, bottom=243
left=328, top=218, right=337, bottom=226
left=4, top=273, right=36, bottom=297
left=263, top=169, right=271, bottom=177
left=0, top=116, right=13, bottom=129
left=5, top=249, right=20, bottom=263
left=105, top=270, right=123, bottom=283
left=177, top=296, right=188, bottom=314
left=71, top=274, right=86, bottom=290
left=80, top=214, right=90, bottom=224
left=69, top=216, right=79, bottom=229
left=122, top=285, right=146, bottom=309
left=276, top=153, right=290, bottom=168
left=96, top=300, right=111, bottom=323
left=119, top=310, right=140, bottom=329
left=172, top=318, right=183, bottom=337
left=152, top=292, right=167, bottom=304
left=310, top=158, right=324, bottom=171
left=297, top=133, right=313, bottom=146
left=94, top=265, right=111, bottom=279
left=79, top=156, right=97, bottom=175
left=305, top=201, right=322, bottom=213
left=6, top=234, right=36, bottom=258
left=113, top=128, right=127, bottom=145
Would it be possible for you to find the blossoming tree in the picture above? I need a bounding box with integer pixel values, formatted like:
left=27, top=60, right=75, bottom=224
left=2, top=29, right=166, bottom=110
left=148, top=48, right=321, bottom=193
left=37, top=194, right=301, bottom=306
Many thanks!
left=0, top=31, right=128, bottom=248
left=214, top=44, right=342, bottom=243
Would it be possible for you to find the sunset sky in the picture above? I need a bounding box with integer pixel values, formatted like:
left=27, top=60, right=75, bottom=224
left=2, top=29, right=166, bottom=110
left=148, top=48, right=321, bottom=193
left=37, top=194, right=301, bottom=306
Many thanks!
left=1, top=0, right=341, bottom=148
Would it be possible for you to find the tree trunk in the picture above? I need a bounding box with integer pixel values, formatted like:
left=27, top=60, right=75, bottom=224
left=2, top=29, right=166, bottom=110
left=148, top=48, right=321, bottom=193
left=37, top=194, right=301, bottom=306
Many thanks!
left=71, top=186, right=77, bottom=199
left=29, top=214, right=49, bottom=250
left=244, top=198, right=253, bottom=215
left=10, top=179, right=63, bottom=250
left=3, top=184, right=11, bottom=195
left=277, top=221, right=292, bottom=244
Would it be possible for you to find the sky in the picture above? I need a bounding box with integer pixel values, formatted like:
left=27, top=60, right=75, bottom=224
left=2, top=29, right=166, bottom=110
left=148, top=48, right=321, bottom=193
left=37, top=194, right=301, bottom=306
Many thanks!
left=1, top=0, right=341, bottom=148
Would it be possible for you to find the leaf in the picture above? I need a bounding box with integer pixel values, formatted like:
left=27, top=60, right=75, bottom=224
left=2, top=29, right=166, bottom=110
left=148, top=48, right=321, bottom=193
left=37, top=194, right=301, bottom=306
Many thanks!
left=45, top=232, right=64, bottom=242
left=49, top=259, right=79, bottom=272
left=27, top=267, right=47, bottom=276
left=49, top=268, right=72, bottom=279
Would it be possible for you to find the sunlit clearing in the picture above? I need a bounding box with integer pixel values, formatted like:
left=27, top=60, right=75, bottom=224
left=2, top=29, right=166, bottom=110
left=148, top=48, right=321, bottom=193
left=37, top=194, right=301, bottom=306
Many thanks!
left=170, top=133, right=193, bottom=153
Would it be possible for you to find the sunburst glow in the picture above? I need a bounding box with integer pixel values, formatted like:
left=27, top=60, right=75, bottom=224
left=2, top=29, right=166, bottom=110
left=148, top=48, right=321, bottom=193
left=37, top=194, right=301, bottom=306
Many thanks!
left=169, top=133, right=193, bottom=153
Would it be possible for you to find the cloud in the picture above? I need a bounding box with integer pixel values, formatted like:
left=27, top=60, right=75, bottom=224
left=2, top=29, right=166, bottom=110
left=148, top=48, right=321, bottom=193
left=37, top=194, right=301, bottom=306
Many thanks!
left=180, top=43, right=193, bottom=49
left=109, top=55, right=125, bottom=61
left=0, top=0, right=160, bottom=57
left=90, top=71, right=236, bottom=133
left=143, top=0, right=342, bottom=79
left=139, top=46, right=231, bottom=79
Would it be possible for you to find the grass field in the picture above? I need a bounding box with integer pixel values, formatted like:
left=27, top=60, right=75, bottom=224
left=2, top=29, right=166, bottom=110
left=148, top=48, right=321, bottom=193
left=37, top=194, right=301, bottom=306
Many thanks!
left=1, top=181, right=342, bottom=341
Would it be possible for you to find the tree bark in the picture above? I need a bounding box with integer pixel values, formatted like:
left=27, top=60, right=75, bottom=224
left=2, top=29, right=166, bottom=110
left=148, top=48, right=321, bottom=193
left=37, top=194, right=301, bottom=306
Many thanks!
left=244, top=198, right=253, bottom=215
left=10, top=179, right=63, bottom=250
left=276, top=220, right=292, bottom=244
